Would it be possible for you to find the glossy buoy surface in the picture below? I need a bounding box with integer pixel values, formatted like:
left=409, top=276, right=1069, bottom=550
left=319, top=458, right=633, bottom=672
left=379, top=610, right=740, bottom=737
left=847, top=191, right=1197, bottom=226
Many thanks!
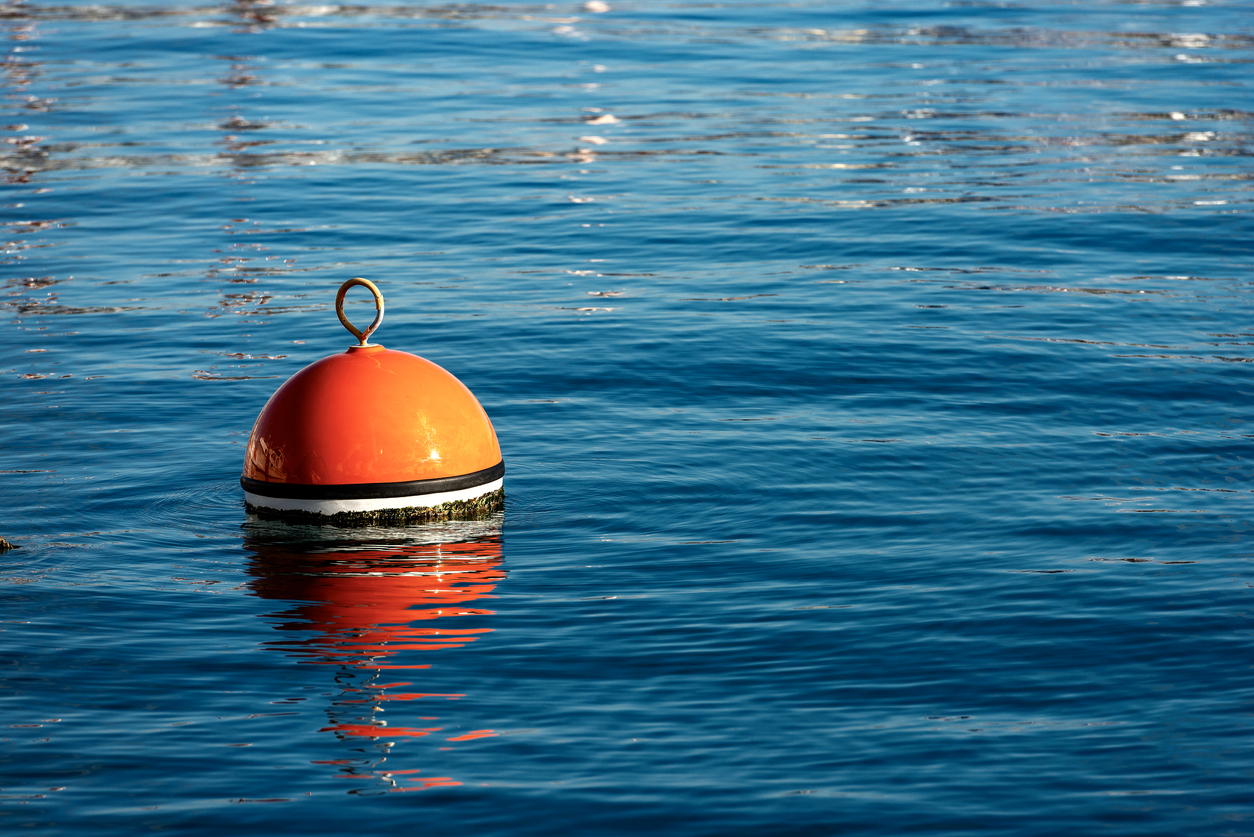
left=241, top=278, right=503, bottom=523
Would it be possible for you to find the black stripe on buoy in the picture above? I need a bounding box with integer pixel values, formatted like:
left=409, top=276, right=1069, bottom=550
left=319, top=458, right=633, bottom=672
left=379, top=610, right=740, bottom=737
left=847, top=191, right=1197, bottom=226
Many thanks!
left=241, top=460, right=504, bottom=501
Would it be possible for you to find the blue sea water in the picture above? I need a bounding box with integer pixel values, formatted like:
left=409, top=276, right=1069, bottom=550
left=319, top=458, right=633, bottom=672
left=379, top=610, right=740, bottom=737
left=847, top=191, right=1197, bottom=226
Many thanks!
left=2, top=0, right=1254, bottom=832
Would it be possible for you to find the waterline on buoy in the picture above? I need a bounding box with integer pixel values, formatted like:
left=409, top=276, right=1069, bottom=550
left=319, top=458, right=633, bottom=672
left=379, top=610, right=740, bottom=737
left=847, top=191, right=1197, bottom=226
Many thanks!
left=244, top=477, right=504, bottom=516
left=244, top=486, right=504, bottom=525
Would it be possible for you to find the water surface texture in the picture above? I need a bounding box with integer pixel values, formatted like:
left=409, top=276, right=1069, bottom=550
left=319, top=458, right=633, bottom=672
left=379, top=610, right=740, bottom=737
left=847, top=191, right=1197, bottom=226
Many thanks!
left=2, top=0, right=1254, bottom=833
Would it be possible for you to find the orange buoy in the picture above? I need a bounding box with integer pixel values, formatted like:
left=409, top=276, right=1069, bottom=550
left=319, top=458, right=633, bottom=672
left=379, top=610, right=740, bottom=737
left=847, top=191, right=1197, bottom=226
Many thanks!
left=240, top=278, right=503, bottom=524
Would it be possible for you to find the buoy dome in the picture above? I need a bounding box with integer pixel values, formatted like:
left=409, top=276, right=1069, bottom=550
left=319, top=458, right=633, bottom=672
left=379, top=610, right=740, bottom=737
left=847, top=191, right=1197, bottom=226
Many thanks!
left=241, top=278, right=504, bottom=523
left=244, top=345, right=500, bottom=486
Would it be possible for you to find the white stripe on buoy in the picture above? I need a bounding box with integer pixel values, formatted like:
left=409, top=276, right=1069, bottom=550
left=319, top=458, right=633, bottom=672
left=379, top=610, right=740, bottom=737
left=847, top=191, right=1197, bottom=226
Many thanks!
left=244, top=477, right=503, bottom=516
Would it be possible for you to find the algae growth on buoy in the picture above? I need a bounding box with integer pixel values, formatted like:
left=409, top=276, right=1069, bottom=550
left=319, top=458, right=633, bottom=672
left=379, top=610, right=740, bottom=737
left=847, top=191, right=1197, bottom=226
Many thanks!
left=240, top=278, right=503, bottom=524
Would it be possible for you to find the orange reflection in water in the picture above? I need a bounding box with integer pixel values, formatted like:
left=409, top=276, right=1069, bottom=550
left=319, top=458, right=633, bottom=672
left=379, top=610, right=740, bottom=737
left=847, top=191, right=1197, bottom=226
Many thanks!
left=250, top=538, right=503, bottom=671
left=245, top=521, right=505, bottom=791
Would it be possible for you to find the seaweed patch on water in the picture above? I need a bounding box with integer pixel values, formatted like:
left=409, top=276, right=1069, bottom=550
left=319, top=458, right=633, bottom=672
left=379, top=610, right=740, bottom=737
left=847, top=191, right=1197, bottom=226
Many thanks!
left=245, top=489, right=505, bottom=527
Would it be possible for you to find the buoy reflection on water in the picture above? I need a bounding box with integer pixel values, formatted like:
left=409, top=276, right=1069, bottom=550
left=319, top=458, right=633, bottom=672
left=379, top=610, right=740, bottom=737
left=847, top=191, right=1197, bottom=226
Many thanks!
left=243, top=518, right=504, bottom=792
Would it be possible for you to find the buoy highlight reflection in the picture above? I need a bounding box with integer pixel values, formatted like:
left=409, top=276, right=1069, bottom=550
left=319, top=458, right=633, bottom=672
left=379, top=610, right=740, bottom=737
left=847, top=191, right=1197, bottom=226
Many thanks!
left=243, top=517, right=504, bottom=792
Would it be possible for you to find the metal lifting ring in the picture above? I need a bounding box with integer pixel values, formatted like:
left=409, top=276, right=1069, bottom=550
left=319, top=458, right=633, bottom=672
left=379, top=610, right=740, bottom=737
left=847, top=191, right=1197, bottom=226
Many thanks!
left=335, top=277, right=385, bottom=346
